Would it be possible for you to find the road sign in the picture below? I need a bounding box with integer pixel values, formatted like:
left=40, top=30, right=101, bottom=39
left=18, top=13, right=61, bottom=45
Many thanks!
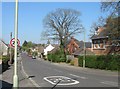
left=10, top=38, right=20, bottom=47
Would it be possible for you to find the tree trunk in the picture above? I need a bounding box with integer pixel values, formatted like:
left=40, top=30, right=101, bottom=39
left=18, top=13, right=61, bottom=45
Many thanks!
left=60, top=39, right=66, bottom=62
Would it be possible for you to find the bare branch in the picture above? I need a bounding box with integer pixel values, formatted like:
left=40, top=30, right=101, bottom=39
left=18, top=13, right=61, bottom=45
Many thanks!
left=43, top=8, right=83, bottom=46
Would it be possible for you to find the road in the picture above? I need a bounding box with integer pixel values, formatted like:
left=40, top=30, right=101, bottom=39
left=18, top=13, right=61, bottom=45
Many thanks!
left=20, top=53, right=119, bottom=88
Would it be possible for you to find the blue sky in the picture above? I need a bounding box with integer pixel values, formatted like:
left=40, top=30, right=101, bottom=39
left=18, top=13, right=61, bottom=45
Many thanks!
left=2, top=2, right=108, bottom=45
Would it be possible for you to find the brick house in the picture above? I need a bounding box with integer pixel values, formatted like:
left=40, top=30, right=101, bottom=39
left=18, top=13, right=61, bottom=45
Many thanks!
left=65, top=37, right=79, bottom=54
left=65, top=37, right=93, bottom=55
left=91, top=27, right=120, bottom=55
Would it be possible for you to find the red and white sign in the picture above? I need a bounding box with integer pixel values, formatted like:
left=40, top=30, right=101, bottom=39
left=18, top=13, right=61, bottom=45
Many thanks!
left=10, top=38, right=20, bottom=47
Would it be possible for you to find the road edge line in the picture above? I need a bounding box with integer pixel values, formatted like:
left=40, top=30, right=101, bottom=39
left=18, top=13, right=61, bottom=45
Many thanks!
left=21, top=60, right=41, bottom=87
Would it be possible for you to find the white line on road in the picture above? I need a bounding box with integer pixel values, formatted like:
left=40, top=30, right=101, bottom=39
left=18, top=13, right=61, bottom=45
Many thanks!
left=70, top=74, right=87, bottom=79
left=21, top=61, right=41, bottom=87
left=100, top=81, right=118, bottom=87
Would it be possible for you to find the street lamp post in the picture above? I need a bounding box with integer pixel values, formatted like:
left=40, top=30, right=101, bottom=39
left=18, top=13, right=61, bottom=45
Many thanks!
left=13, top=0, right=19, bottom=88
left=83, top=29, right=86, bottom=68
left=10, top=32, right=12, bottom=64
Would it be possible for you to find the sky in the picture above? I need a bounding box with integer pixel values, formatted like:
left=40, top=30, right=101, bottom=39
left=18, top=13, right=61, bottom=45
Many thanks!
left=2, top=2, right=109, bottom=45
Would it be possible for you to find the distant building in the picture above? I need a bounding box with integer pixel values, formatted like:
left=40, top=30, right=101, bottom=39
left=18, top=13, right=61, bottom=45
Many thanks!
left=0, top=40, right=9, bottom=56
left=48, top=44, right=60, bottom=54
left=44, top=44, right=55, bottom=55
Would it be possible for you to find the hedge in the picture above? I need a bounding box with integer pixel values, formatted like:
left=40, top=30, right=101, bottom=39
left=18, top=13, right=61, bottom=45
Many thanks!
left=78, top=55, right=120, bottom=71
left=2, top=56, right=10, bottom=72
left=47, top=50, right=66, bottom=63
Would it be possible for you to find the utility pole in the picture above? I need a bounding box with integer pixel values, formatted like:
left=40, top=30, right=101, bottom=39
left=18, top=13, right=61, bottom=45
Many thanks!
left=83, top=29, right=86, bottom=68
left=13, top=0, right=19, bottom=88
left=10, top=32, right=12, bottom=64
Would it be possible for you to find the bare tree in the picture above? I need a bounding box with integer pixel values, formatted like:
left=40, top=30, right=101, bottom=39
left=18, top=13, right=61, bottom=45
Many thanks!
left=101, top=0, right=119, bottom=16
left=40, top=31, right=49, bottom=41
left=101, top=1, right=120, bottom=45
left=43, top=8, right=83, bottom=48
left=90, top=16, right=106, bottom=37
left=90, top=1, right=119, bottom=38
left=105, top=16, right=120, bottom=45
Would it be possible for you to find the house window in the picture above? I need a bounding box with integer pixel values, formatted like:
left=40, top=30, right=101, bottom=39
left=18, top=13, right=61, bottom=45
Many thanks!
left=98, top=40, right=100, bottom=48
left=93, top=40, right=96, bottom=49
left=94, top=40, right=96, bottom=44
left=103, top=40, right=106, bottom=48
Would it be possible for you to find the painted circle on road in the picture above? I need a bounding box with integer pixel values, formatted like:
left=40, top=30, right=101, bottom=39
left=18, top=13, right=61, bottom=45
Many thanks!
left=44, top=76, right=79, bottom=85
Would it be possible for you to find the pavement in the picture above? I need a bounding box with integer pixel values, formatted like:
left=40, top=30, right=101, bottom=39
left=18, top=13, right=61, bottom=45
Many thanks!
left=0, top=56, right=35, bottom=88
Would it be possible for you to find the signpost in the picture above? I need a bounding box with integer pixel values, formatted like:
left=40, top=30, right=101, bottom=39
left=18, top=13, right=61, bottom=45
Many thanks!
left=10, top=38, right=20, bottom=48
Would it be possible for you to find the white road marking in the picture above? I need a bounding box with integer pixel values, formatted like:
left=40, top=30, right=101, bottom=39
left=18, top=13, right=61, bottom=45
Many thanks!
left=44, top=76, right=79, bottom=85
left=101, top=81, right=118, bottom=87
left=70, top=74, right=87, bottom=79
left=21, top=61, right=41, bottom=87
left=54, top=81, right=57, bottom=83
left=67, top=79, right=71, bottom=82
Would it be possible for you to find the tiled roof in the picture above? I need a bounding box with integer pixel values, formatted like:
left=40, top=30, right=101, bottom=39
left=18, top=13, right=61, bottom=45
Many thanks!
left=38, top=46, right=44, bottom=53
left=91, top=28, right=108, bottom=40
left=65, top=38, right=91, bottom=49
left=78, top=41, right=91, bottom=49
left=0, top=40, right=8, bottom=47
left=48, top=44, right=60, bottom=53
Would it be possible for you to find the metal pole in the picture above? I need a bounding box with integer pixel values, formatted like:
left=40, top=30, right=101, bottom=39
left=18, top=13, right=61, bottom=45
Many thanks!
left=83, top=29, right=86, bottom=68
left=13, top=0, right=19, bottom=88
left=10, top=32, right=12, bottom=64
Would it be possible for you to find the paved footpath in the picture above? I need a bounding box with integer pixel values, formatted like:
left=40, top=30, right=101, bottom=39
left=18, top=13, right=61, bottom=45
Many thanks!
left=0, top=56, right=35, bottom=88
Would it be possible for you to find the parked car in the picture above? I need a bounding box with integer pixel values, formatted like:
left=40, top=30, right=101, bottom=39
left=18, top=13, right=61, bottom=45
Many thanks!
left=32, top=55, right=36, bottom=59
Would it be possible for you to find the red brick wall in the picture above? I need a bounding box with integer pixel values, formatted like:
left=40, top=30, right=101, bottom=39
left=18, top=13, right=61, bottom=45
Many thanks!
left=92, top=46, right=120, bottom=55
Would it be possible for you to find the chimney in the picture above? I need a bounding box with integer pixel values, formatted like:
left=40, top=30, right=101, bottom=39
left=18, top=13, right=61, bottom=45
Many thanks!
left=97, top=27, right=104, bottom=35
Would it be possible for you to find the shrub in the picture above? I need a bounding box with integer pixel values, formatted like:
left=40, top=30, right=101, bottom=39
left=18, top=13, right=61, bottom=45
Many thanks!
left=85, top=55, right=97, bottom=68
left=32, top=52, right=38, bottom=56
left=96, top=55, right=106, bottom=69
left=78, top=56, right=83, bottom=67
left=2, top=56, right=10, bottom=63
left=2, top=56, right=10, bottom=72
left=70, top=60, right=74, bottom=66
left=47, top=50, right=66, bottom=63
left=107, top=55, right=120, bottom=70
left=78, top=55, right=97, bottom=68
left=78, top=55, right=120, bottom=70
